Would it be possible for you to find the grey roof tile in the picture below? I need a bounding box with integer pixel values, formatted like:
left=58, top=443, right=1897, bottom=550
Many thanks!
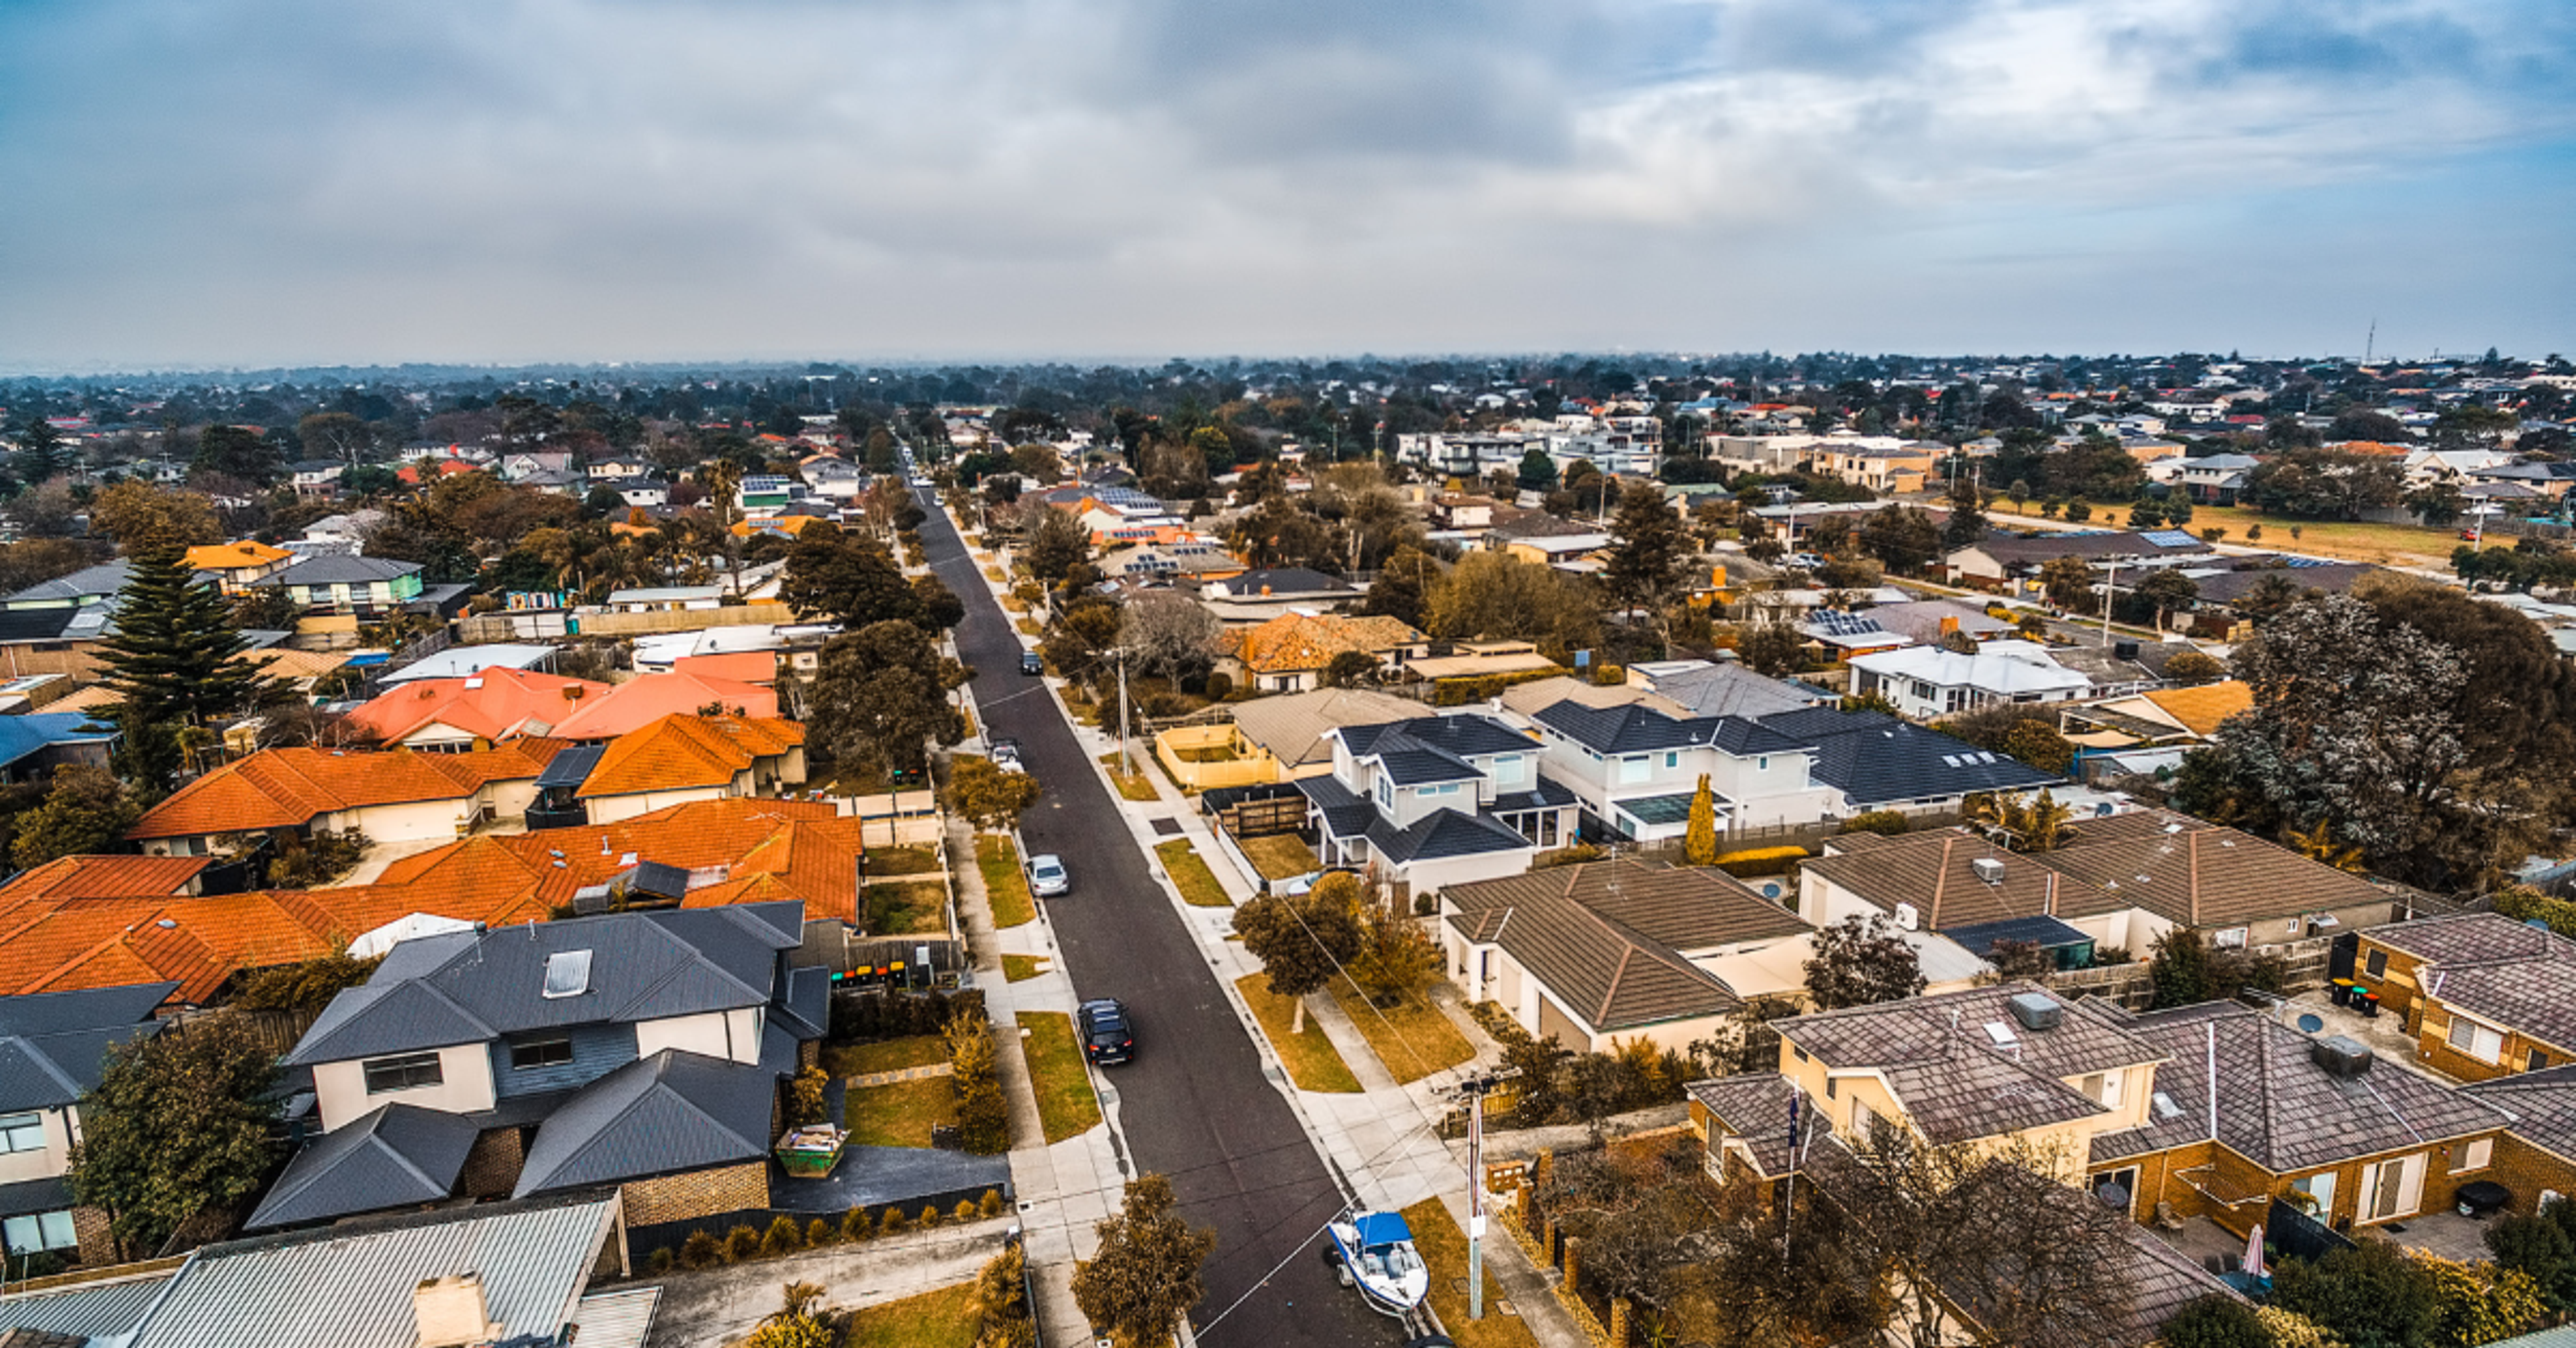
left=246, top=1103, right=481, bottom=1230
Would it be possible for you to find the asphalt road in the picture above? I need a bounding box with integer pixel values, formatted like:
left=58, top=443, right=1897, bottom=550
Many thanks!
left=914, top=490, right=1393, bottom=1348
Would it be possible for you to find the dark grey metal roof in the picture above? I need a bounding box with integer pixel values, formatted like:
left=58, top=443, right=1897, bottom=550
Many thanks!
left=1365, top=807, right=1531, bottom=865
left=1534, top=699, right=1809, bottom=757
left=0, top=982, right=175, bottom=1110
left=125, top=1194, right=620, bottom=1348
left=246, top=1103, right=481, bottom=1230
left=1338, top=712, right=1533, bottom=761
left=263, top=555, right=422, bottom=586
left=1941, top=915, right=2094, bottom=957
left=533, top=743, right=605, bottom=789
left=1291, top=775, right=1376, bottom=841
left=513, top=1050, right=773, bottom=1196
left=1374, top=748, right=1480, bottom=787
left=0, top=983, right=175, bottom=1037
left=288, top=904, right=801, bottom=1066
left=0, top=560, right=131, bottom=607
left=1758, top=708, right=2062, bottom=807
left=1212, top=567, right=1350, bottom=597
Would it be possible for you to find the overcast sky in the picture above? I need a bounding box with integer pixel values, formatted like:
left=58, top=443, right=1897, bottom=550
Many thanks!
left=3, top=0, right=2571, bottom=371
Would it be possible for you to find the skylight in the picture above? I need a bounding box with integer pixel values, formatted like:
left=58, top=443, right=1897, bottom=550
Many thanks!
left=542, top=950, right=593, bottom=999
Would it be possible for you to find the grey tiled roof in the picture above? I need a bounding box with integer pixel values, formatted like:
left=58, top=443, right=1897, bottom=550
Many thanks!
left=1686, top=1073, right=1827, bottom=1178
left=1292, top=774, right=1377, bottom=841
left=0, top=560, right=131, bottom=606
left=2368, top=912, right=2567, bottom=966
left=288, top=903, right=802, bottom=1066
left=2464, top=1065, right=2576, bottom=1163
left=1533, top=699, right=1808, bottom=757
left=1338, top=712, right=1535, bottom=761
left=262, top=555, right=422, bottom=586
left=246, top=1103, right=480, bottom=1229
left=1756, top=708, right=2063, bottom=807
left=1778, top=983, right=2165, bottom=1145
left=513, top=1050, right=773, bottom=1196
left=2086, top=1001, right=2507, bottom=1172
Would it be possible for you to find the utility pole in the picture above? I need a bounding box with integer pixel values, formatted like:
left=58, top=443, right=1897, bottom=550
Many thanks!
left=1439, top=1068, right=1521, bottom=1320
left=1116, top=647, right=1134, bottom=777
left=2100, top=558, right=2120, bottom=649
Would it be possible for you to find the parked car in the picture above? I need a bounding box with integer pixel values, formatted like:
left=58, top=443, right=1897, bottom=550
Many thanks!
left=1021, top=651, right=1044, bottom=675
left=1078, top=998, right=1134, bottom=1066
left=1028, top=853, right=1069, bottom=897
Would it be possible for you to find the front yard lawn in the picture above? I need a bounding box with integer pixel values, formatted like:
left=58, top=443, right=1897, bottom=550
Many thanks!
left=1155, top=839, right=1232, bottom=907
left=1402, top=1198, right=1538, bottom=1348
left=863, top=881, right=949, bottom=936
left=866, top=844, right=943, bottom=877
left=841, top=1280, right=981, bottom=1348
left=823, top=1034, right=949, bottom=1078
left=1328, top=976, right=1474, bottom=1084
left=1241, top=832, right=1320, bottom=882
left=843, top=1074, right=955, bottom=1149
left=1235, top=974, right=1360, bottom=1092
left=1017, top=1011, right=1104, bottom=1143
left=1002, top=954, right=1047, bottom=982
left=977, top=835, right=1036, bottom=928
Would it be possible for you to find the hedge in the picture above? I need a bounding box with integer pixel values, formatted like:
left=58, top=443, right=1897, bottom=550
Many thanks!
left=1712, top=845, right=1810, bottom=878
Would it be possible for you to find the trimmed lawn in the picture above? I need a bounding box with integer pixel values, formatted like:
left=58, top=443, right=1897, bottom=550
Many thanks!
left=1015, top=618, right=1042, bottom=636
left=977, top=836, right=1036, bottom=928
left=1002, top=954, right=1048, bottom=982
left=824, top=1035, right=948, bottom=1078
left=1155, top=839, right=1232, bottom=907
left=1329, top=976, right=1474, bottom=1084
left=1234, top=974, right=1360, bottom=1092
left=1402, top=1198, right=1539, bottom=1348
left=2184, top=504, right=2457, bottom=567
left=983, top=565, right=1006, bottom=582
left=841, top=1280, right=981, bottom=1348
left=1242, top=832, right=1320, bottom=882
left=864, top=881, right=949, bottom=936
left=867, top=844, right=943, bottom=877
left=843, top=1074, right=955, bottom=1149
left=1017, top=1011, right=1104, bottom=1143
left=1100, top=754, right=1159, bottom=801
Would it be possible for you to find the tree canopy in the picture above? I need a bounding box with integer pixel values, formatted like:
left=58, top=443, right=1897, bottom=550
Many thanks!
left=68, top=1015, right=280, bottom=1259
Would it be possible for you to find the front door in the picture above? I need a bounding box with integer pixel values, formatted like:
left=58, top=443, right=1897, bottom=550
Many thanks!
left=2363, top=1154, right=2424, bottom=1223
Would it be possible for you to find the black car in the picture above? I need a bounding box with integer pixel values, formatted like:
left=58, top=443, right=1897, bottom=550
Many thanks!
left=1077, top=998, right=1134, bottom=1066
left=1020, top=651, right=1044, bottom=675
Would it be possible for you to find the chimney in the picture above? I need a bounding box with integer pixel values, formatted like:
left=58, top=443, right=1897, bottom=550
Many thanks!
left=1939, top=615, right=1959, bottom=635
left=413, top=1274, right=502, bottom=1348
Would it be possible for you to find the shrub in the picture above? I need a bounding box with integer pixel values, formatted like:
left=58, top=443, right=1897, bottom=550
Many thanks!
left=1711, top=845, right=1809, bottom=878
left=784, top=1066, right=830, bottom=1128
left=761, top=1215, right=805, bottom=1257
left=680, top=1229, right=722, bottom=1270
left=979, top=1189, right=1006, bottom=1219
left=1837, top=811, right=1910, bottom=837
left=955, top=1199, right=981, bottom=1223
left=918, top=1204, right=942, bottom=1229
left=841, top=1206, right=874, bottom=1242
left=647, top=1247, right=676, bottom=1276
left=805, top=1218, right=835, bottom=1248
left=724, top=1225, right=763, bottom=1263
left=1532, top=842, right=1603, bottom=870
left=881, top=1208, right=910, bottom=1237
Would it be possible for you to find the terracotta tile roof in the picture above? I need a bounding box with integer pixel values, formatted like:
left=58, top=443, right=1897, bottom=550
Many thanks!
left=673, top=651, right=778, bottom=685
left=2138, top=681, right=2253, bottom=736
left=181, top=540, right=292, bottom=573
left=0, top=855, right=211, bottom=907
left=343, top=667, right=608, bottom=745
left=127, top=740, right=566, bottom=840
left=1225, top=613, right=1426, bottom=675
left=548, top=673, right=779, bottom=740
left=376, top=797, right=855, bottom=919
left=576, top=714, right=803, bottom=799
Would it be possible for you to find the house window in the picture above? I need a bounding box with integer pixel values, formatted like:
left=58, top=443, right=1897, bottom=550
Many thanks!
left=1493, top=754, right=1525, bottom=785
left=0, top=1114, right=44, bottom=1154
left=0, top=1213, right=74, bottom=1254
left=2448, top=1017, right=2507, bottom=1065
left=1376, top=777, right=1392, bottom=807
left=2290, top=1171, right=2337, bottom=1219
left=510, top=1038, right=575, bottom=1070
left=362, top=1052, right=445, bottom=1094
left=1757, top=757, right=1769, bottom=771
left=1664, top=752, right=1679, bottom=769
left=2365, top=949, right=2389, bottom=978
left=1619, top=756, right=1649, bottom=783
left=2210, top=927, right=2248, bottom=949
left=2533, top=1049, right=2553, bottom=1072
left=2454, top=1139, right=2494, bottom=1173
left=1824, top=1076, right=1837, bottom=1099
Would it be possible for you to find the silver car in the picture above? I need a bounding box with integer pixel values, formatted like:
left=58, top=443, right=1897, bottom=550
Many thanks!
left=1028, top=853, right=1069, bottom=897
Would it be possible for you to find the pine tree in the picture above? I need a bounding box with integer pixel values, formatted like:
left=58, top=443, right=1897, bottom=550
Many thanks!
left=93, top=545, right=278, bottom=788
left=1603, top=480, right=1692, bottom=623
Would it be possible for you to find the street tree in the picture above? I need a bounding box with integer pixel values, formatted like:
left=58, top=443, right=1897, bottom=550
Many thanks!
left=1234, top=875, right=1363, bottom=1033
left=1070, top=1174, right=1216, bottom=1348
left=68, top=1015, right=280, bottom=1259
left=2037, top=555, right=2096, bottom=611
left=1517, top=447, right=1558, bottom=492
left=11, top=767, right=143, bottom=869
left=1022, top=506, right=1090, bottom=584
left=1858, top=505, right=1942, bottom=574
left=1358, top=545, right=1442, bottom=629
left=89, top=480, right=221, bottom=555
left=94, top=545, right=280, bottom=789
left=191, top=424, right=278, bottom=484
left=1120, top=589, right=1223, bottom=685
left=1425, top=551, right=1602, bottom=658
left=945, top=755, right=1042, bottom=829
left=1602, top=480, right=1693, bottom=625
left=1735, top=623, right=1805, bottom=677
left=297, top=411, right=374, bottom=465
left=1939, top=473, right=1988, bottom=549
left=779, top=531, right=918, bottom=626
left=805, top=620, right=966, bottom=777
left=2133, top=569, right=2200, bottom=632
left=1039, top=594, right=1124, bottom=684
left=1803, top=913, right=1925, bottom=1010
left=1344, top=893, right=1440, bottom=1007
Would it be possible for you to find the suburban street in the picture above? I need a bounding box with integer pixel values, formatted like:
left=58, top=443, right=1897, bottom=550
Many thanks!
left=914, top=488, right=1392, bottom=1348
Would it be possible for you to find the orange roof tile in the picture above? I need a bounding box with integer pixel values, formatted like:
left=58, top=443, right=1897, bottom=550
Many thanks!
left=343, top=666, right=608, bottom=746
left=673, top=651, right=778, bottom=686
left=576, top=715, right=803, bottom=799
left=127, top=740, right=566, bottom=840
left=548, top=672, right=779, bottom=740
left=0, top=855, right=211, bottom=908
left=1227, top=613, right=1427, bottom=675
left=2140, top=680, right=2255, bottom=737
left=182, top=540, right=293, bottom=573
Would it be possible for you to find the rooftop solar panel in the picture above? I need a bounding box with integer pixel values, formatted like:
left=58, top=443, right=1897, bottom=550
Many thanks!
left=2139, top=530, right=2202, bottom=548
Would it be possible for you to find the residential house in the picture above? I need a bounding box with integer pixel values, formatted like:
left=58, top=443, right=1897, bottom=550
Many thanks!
left=2171, top=453, right=2262, bottom=505
left=616, top=480, right=670, bottom=509
left=378, top=644, right=561, bottom=685
left=0, top=602, right=119, bottom=683
left=1218, top=612, right=1430, bottom=695
left=735, top=475, right=797, bottom=516
left=586, top=453, right=654, bottom=482
left=180, top=539, right=295, bottom=594
left=499, top=449, right=575, bottom=482
left=672, top=651, right=778, bottom=686
left=1944, top=530, right=2214, bottom=591
left=1403, top=640, right=1561, bottom=686
left=1798, top=809, right=2397, bottom=960
left=0, top=982, right=174, bottom=1266
left=799, top=454, right=867, bottom=500
left=127, top=740, right=566, bottom=857
left=602, top=584, right=724, bottom=612
left=1845, top=640, right=2095, bottom=719
left=255, top=555, right=426, bottom=622
left=0, top=561, right=135, bottom=614
left=342, top=667, right=610, bottom=750
left=1484, top=513, right=1610, bottom=567
left=547, top=671, right=779, bottom=740
left=0, top=715, right=117, bottom=785
left=1526, top=697, right=1837, bottom=840
left=1616, top=661, right=1831, bottom=718
left=2460, top=1068, right=2576, bottom=1221
left=1202, top=568, right=1356, bottom=625
left=258, top=903, right=826, bottom=1236
left=1851, top=598, right=2019, bottom=648
left=1814, top=439, right=1939, bottom=494
left=2354, top=914, right=2576, bottom=1082
left=1292, top=712, right=1578, bottom=895
left=286, top=459, right=345, bottom=496
left=1163, top=687, right=1430, bottom=787
left=2061, top=680, right=2254, bottom=779
left=553, top=714, right=807, bottom=825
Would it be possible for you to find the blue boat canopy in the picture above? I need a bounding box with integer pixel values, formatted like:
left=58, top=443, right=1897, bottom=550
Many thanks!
left=1352, top=1212, right=1413, bottom=1249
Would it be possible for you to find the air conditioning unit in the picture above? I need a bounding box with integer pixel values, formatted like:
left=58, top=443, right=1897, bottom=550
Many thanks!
left=1893, top=901, right=1919, bottom=931
left=1971, top=856, right=2006, bottom=885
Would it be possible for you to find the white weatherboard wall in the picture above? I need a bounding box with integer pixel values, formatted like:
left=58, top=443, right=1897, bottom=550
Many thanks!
left=635, top=1009, right=764, bottom=1064
left=311, top=1043, right=497, bottom=1131
left=0, top=1109, right=76, bottom=1184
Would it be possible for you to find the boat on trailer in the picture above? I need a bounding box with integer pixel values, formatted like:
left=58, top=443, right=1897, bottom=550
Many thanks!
left=1326, top=1210, right=1430, bottom=1316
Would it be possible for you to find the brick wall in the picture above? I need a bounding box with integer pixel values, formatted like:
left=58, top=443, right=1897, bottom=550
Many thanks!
left=621, top=1163, right=771, bottom=1228
left=2489, top=1136, right=2576, bottom=1214
left=70, top=1206, right=116, bottom=1266
left=457, top=1127, right=526, bottom=1199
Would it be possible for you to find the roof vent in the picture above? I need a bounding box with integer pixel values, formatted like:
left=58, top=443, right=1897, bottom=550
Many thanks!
left=542, top=950, right=592, bottom=998
left=2150, top=1090, right=2183, bottom=1121
left=1893, top=901, right=1920, bottom=931
left=2311, top=1035, right=2373, bottom=1078
left=413, top=1272, right=500, bottom=1348
left=464, top=677, right=484, bottom=689
left=2007, top=991, right=2062, bottom=1031
left=1971, top=856, right=2006, bottom=885
left=1982, top=1021, right=2019, bottom=1048
left=155, top=918, right=176, bottom=930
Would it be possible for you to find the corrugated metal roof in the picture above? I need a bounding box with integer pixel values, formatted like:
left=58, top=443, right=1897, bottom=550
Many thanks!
left=0, top=1268, right=177, bottom=1339
left=127, top=1194, right=618, bottom=1348
left=568, top=1287, right=661, bottom=1348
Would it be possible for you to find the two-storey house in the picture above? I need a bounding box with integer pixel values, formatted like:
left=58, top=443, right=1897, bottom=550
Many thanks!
left=252, top=902, right=828, bottom=1237
left=0, top=982, right=174, bottom=1267
left=1289, top=712, right=1576, bottom=897
left=254, top=555, right=425, bottom=622
left=1526, top=697, right=1837, bottom=840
